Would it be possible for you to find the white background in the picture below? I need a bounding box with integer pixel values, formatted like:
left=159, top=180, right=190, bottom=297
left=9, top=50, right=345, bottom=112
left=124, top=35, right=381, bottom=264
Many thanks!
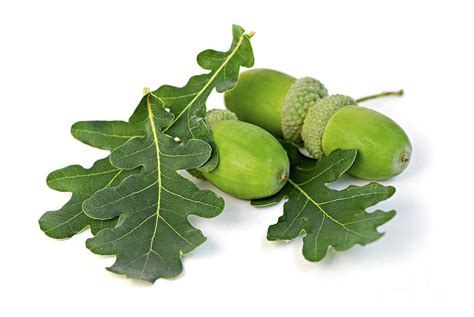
left=1, top=0, right=472, bottom=316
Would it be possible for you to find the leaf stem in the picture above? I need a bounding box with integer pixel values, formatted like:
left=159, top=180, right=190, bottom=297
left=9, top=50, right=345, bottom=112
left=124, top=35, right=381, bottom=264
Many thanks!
left=356, top=89, right=404, bottom=103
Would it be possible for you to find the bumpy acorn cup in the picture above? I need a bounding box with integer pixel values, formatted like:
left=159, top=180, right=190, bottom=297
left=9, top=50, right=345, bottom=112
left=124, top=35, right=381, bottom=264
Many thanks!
left=224, top=68, right=412, bottom=181
left=198, top=109, right=290, bottom=199
left=224, top=69, right=328, bottom=141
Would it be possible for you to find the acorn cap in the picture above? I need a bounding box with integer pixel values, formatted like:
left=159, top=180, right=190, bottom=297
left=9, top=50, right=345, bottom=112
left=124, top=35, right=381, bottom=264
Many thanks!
left=301, top=95, right=357, bottom=159
left=281, top=77, right=328, bottom=143
left=205, top=109, right=238, bottom=128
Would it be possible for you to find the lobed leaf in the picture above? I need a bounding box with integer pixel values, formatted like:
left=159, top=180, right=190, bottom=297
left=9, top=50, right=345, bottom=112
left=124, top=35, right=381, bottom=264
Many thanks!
left=40, top=160, right=139, bottom=238
left=41, top=25, right=253, bottom=241
left=152, top=24, right=254, bottom=171
left=83, top=94, right=224, bottom=282
left=252, top=144, right=396, bottom=261
left=41, top=25, right=253, bottom=282
left=71, top=120, right=143, bottom=151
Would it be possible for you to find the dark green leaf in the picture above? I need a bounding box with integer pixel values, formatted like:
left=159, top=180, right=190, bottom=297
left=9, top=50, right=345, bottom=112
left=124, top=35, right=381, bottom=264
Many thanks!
left=83, top=94, right=224, bottom=282
left=41, top=25, right=253, bottom=281
left=41, top=24, right=253, bottom=240
left=40, top=115, right=146, bottom=239
left=40, top=158, right=138, bottom=238
left=71, top=120, right=143, bottom=151
left=253, top=146, right=396, bottom=262
left=152, top=24, right=254, bottom=171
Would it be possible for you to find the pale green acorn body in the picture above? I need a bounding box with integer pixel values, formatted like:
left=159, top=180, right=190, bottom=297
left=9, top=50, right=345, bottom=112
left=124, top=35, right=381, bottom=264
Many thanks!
left=200, top=111, right=290, bottom=199
left=322, top=106, right=411, bottom=180
left=224, top=69, right=295, bottom=137
left=225, top=68, right=412, bottom=180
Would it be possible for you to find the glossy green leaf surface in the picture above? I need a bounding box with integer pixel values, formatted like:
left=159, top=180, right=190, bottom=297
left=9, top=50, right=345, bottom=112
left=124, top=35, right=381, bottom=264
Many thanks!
left=39, top=120, right=143, bottom=239
left=41, top=25, right=253, bottom=240
left=252, top=144, right=396, bottom=261
left=83, top=94, right=224, bottom=282
left=153, top=24, right=254, bottom=171
left=40, top=25, right=253, bottom=282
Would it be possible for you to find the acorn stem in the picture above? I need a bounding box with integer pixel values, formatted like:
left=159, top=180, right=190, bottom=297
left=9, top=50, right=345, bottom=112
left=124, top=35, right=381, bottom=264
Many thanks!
left=356, top=89, right=404, bottom=103
left=246, top=31, right=256, bottom=38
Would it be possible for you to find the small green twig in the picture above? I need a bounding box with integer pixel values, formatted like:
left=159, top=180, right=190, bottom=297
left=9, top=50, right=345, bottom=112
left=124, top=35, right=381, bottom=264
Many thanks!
left=356, top=89, right=404, bottom=103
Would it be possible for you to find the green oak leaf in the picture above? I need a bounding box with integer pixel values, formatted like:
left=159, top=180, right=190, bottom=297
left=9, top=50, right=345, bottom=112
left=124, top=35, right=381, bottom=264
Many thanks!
left=39, top=120, right=143, bottom=239
left=40, top=24, right=253, bottom=240
left=252, top=145, right=396, bottom=262
left=71, top=120, right=144, bottom=151
left=152, top=24, right=254, bottom=171
left=83, top=93, right=224, bottom=282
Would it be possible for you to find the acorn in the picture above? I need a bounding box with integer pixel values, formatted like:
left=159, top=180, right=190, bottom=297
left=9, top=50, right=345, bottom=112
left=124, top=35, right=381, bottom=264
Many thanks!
left=197, top=109, right=290, bottom=199
left=224, top=68, right=411, bottom=180
left=225, top=69, right=328, bottom=141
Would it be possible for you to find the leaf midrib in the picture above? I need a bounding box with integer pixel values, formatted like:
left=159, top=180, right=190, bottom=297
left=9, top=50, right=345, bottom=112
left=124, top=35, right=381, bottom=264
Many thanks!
left=162, top=32, right=248, bottom=133
left=144, top=94, right=163, bottom=271
left=287, top=179, right=368, bottom=238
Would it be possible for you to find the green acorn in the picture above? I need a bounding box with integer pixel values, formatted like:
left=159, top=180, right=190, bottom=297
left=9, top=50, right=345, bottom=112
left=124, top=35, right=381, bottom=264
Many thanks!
left=196, top=109, right=290, bottom=199
left=225, top=69, right=328, bottom=141
left=224, top=68, right=411, bottom=180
